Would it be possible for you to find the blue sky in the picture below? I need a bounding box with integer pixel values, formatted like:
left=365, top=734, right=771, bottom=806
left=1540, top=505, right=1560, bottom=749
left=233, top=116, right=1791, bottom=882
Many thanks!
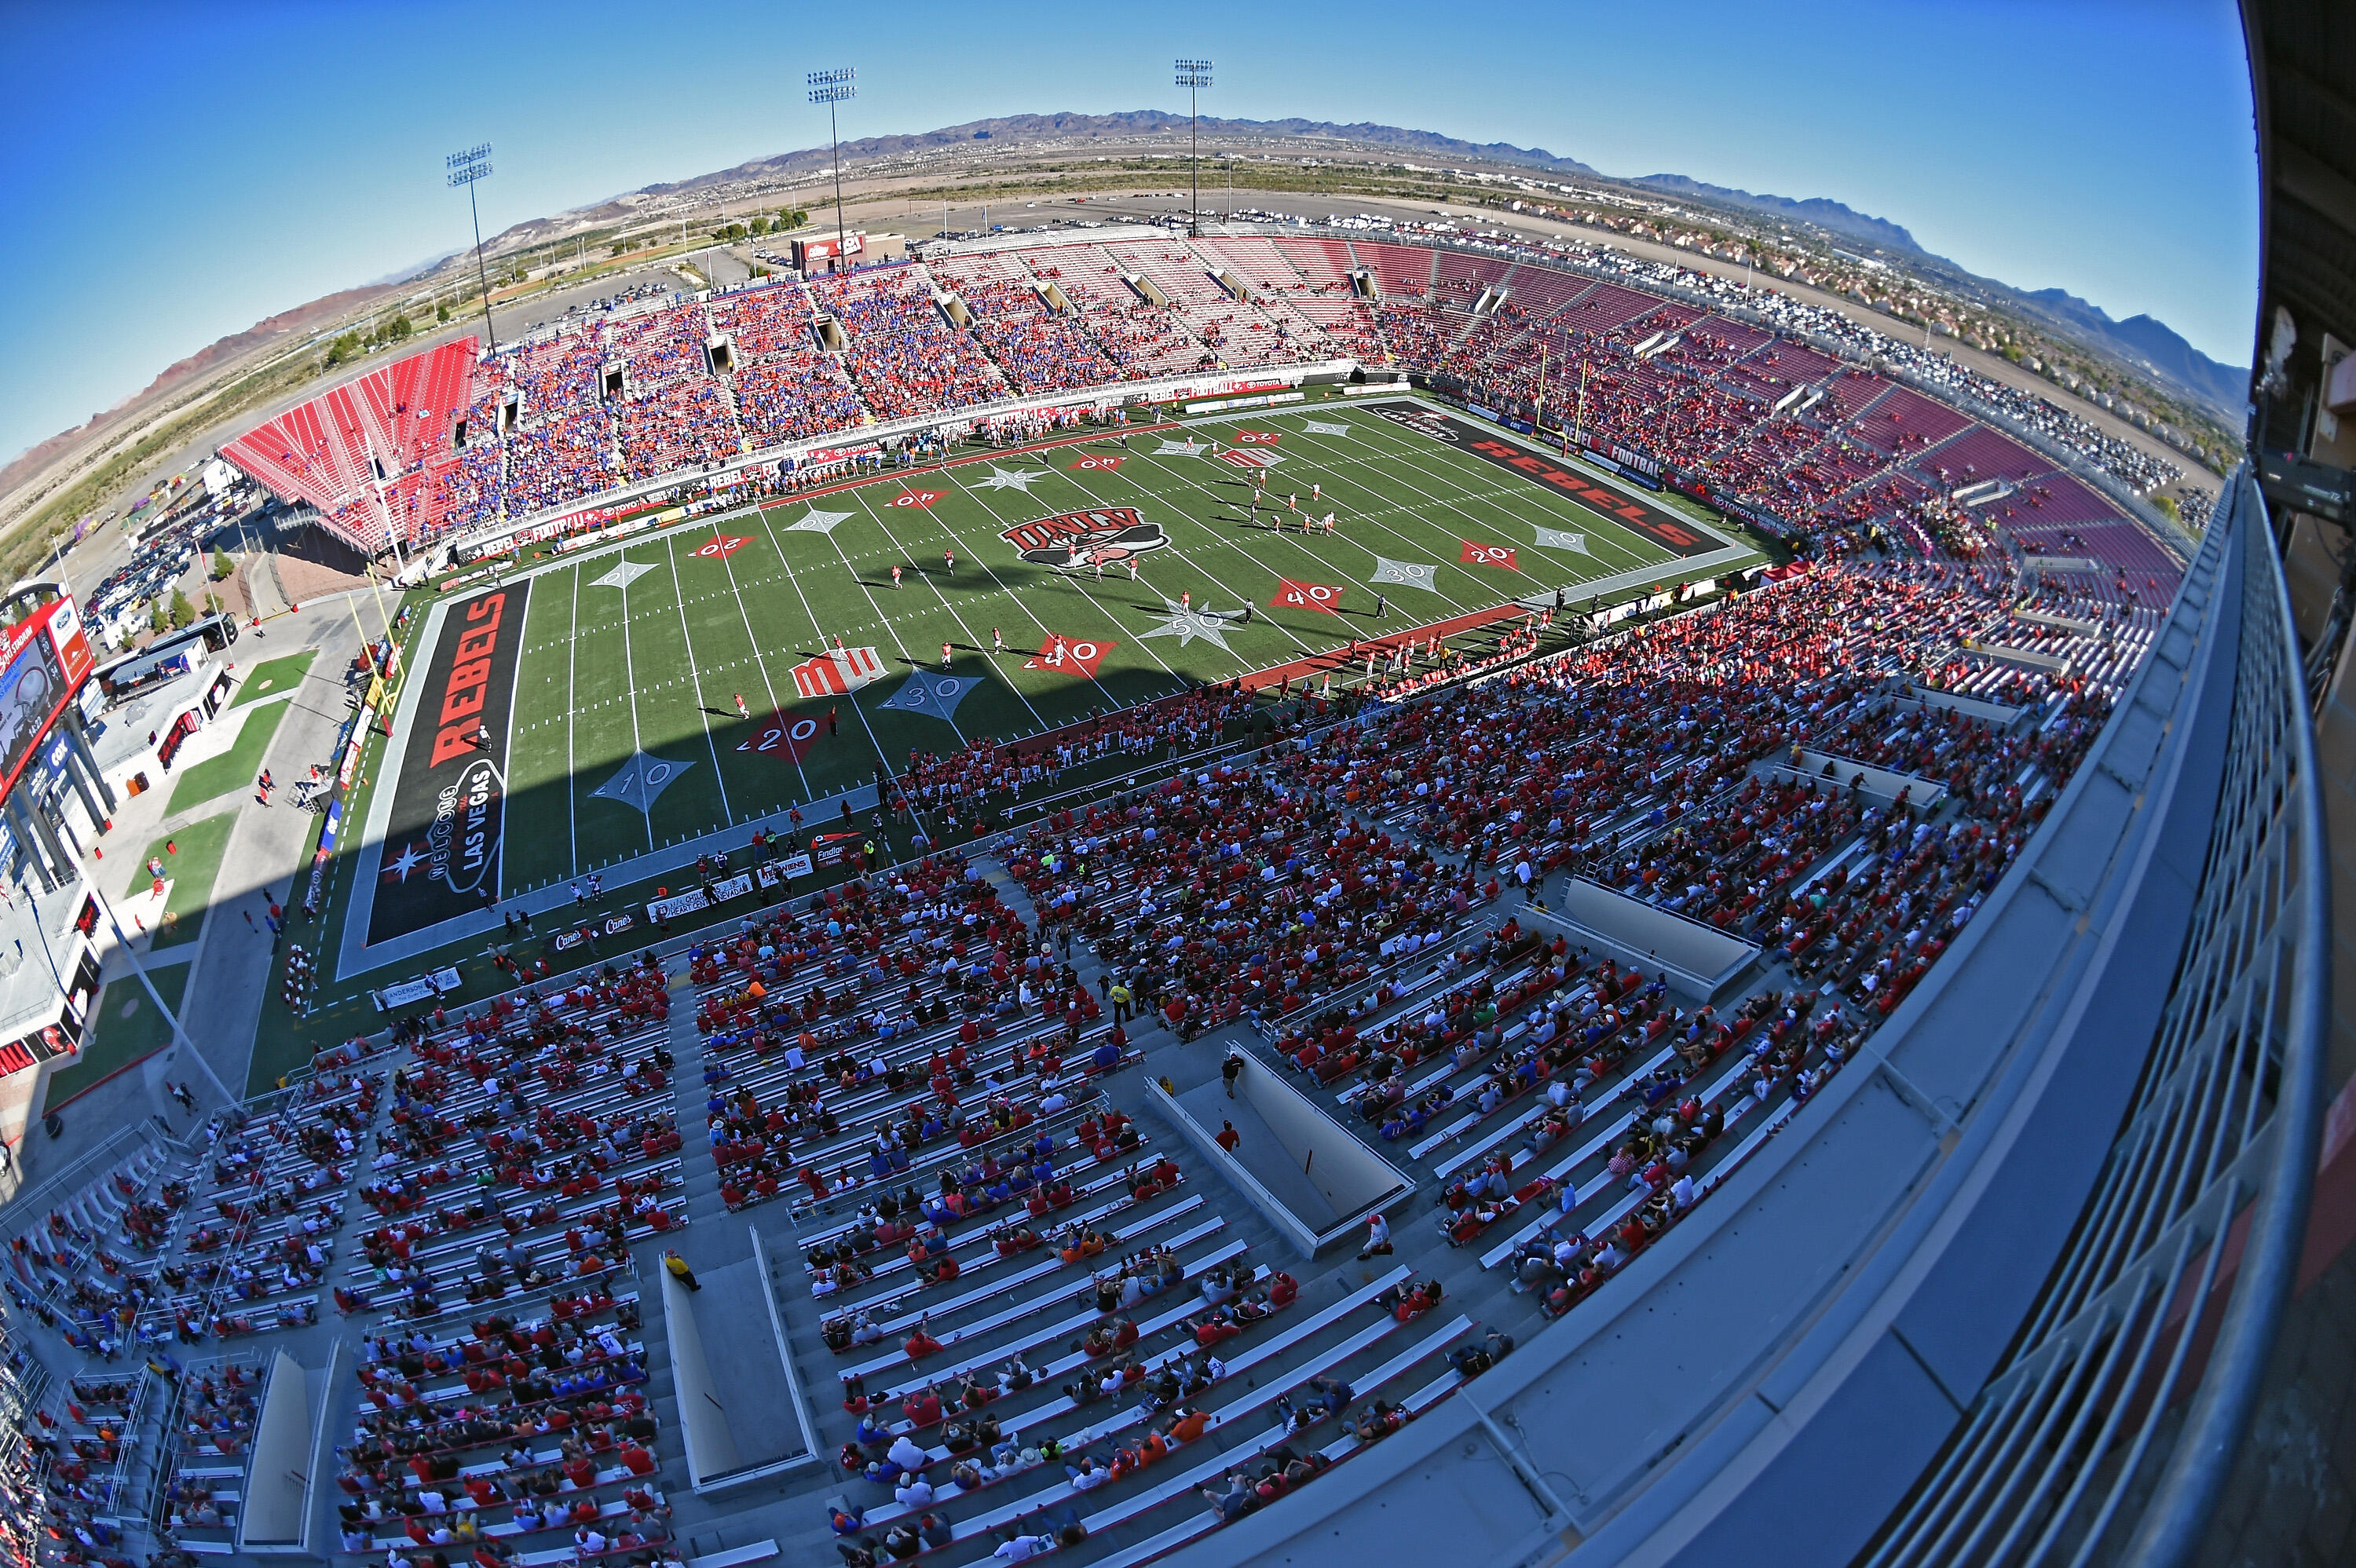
left=0, top=0, right=2258, bottom=472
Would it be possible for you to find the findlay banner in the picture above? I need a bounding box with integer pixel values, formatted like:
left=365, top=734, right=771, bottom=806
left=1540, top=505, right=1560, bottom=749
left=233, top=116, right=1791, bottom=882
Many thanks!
left=366, top=583, right=532, bottom=945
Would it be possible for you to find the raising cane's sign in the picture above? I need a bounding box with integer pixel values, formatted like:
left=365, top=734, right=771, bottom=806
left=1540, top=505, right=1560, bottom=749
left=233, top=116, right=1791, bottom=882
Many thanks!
left=367, top=583, right=532, bottom=945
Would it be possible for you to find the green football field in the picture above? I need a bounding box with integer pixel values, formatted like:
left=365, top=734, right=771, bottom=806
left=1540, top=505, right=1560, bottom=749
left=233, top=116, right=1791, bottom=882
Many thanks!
left=442, top=399, right=1764, bottom=904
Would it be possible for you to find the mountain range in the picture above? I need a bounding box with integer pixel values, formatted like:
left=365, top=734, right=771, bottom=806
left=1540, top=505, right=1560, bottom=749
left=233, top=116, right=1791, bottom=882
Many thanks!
left=0, top=111, right=2240, bottom=512
left=1627, top=172, right=1926, bottom=254
left=2014, top=288, right=2249, bottom=417
left=620, top=110, right=1607, bottom=196
left=612, top=111, right=2244, bottom=422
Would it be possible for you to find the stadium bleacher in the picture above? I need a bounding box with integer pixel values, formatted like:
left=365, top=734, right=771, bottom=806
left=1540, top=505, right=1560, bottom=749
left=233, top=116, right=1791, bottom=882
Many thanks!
left=928, top=251, right=1124, bottom=395
left=1010, top=245, right=1216, bottom=379
left=811, top=264, right=1011, bottom=420
left=707, top=281, right=820, bottom=364
left=616, top=378, right=743, bottom=481
left=5, top=506, right=2180, bottom=1568
left=1356, top=240, right=1436, bottom=300
left=209, top=227, right=2182, bottom=609
left=220, top=339, right=488, bottom=554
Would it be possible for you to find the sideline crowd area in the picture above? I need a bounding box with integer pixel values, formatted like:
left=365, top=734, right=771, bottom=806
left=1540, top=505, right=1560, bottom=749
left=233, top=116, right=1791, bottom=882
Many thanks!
left=0, top=535, right=2159, bottom=1568
left=218, top=231, right=2195, bottom=601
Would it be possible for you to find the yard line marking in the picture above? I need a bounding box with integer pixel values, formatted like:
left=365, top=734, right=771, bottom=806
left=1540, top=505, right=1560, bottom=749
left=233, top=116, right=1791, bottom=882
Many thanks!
left=929, top=465, right=1189, bottom=687
left=613, top=560, right=657, bottom=856
left=847, top=488, right=1053, bottom=735
left=788, top=499, right=966, bottom=749
left=705, top=518, right=815, bottom=805
left=1194, top=404, right=1637, bottom=587
left=660, top=533, right=735, bottom=830
left=1053, top=455, right=1330, bottom=661
left=1209, top=424, right=1491, bottom=612
left=746, top=503, right=908, bottom=807
left=1333, top=411, right=1665, bottom=566
left=1118, top=440, right=1479, bottom=622
left=1286, top=411, right=1666, bottom=578
left=1301, top=416, right=1608, bottom=590
left=566, top=565, right=580, bottom=878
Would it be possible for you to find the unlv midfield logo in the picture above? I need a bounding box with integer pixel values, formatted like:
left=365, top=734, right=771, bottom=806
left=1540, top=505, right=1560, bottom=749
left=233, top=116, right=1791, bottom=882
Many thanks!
left=1000, top=506, right=1168, bottom=572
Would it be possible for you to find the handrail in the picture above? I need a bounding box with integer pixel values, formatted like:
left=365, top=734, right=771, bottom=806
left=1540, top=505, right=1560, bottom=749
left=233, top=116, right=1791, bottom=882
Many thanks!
left=2116, top=470, right=2327, bottom=1565
left=1857, top=463, right=2325, bottom=1568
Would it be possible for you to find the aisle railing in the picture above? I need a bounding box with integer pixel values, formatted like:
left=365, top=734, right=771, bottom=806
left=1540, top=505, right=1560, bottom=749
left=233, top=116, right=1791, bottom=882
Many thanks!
left=1857, top=463, right=2325, bottom=1568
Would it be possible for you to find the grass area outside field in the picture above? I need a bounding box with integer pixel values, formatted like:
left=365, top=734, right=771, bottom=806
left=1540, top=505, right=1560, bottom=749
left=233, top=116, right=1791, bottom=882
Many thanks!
left=241, top=660, right=417, bottom=1095
left=231, top=650, right=317, bottom=707
left=137, top=811, right=238, bottom=951
left=44, top=959, right=192, bottom=1111
left=234, top=804, right=342, bottom=1095
left=167, top=700, right=288, bottom=813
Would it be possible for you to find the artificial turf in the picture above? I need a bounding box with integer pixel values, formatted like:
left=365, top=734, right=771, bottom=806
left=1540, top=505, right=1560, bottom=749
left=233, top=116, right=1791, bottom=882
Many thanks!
left=492, top=403, right=1753, bottom=897
left=229, top=650, right=317, bottom=707
left=134, top=810, right=238, bottom=951
left=44, top=959, right=192, bottom=1110
left=167, top=700, right=290, bottom=813
left=333, top=397, right=1764, bottom=967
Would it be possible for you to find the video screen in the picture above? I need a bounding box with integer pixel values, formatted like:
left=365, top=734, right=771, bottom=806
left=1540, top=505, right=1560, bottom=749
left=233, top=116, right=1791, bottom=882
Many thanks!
left=0, top=627, right=66, bottom=792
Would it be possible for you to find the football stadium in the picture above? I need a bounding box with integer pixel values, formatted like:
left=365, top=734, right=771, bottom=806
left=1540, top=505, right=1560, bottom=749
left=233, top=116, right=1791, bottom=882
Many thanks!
left=0, top=7, right=2350, bottom=1568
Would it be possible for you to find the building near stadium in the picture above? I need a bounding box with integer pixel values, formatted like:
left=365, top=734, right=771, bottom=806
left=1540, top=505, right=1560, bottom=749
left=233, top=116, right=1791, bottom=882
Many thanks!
left=0, top=582, right=123, bottom=1084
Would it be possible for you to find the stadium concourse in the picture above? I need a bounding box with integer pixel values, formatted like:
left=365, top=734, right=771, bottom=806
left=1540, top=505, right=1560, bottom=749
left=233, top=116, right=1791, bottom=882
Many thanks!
left=0, top=502, right=2164, bottom=1568
left=216, top=225, right=2187, bottom=612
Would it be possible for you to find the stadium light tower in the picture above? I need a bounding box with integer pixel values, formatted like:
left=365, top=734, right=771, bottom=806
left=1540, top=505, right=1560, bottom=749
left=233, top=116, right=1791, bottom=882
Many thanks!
left=446, top=144, right=497, bottom=356
left=1175, top=60, right=1213, bottom=236
left=809, top=68, right=857, bottom=269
